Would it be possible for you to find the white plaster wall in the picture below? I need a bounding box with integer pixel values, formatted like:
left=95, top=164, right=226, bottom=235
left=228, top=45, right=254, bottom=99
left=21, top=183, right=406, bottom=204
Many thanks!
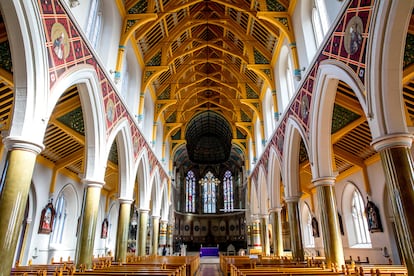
left=64, top=0, right=90, bottom=33
left=332, top=160, right=396, bottom=265
left=28, top=163, right=84, bottom=264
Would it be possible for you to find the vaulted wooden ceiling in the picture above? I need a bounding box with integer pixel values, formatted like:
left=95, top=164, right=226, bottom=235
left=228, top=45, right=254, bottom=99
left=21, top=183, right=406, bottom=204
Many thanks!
left=123, top=0, right=290, bottom=167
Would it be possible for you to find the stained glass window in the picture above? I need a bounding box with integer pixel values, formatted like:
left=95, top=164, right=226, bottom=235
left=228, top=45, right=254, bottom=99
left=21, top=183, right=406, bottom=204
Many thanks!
left=185, top=170, right=196, bottom=213
left=202, top=171, right=219, bottom=213
left=223, top=170, right=234, bottom=212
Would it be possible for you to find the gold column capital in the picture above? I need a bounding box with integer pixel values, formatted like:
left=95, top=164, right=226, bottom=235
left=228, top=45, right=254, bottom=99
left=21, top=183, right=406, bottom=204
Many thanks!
left=371, top=133, right=413, bottom=151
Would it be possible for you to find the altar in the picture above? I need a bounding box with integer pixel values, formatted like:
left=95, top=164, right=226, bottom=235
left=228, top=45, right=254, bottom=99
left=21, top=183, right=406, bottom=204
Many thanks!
left=200, top=246, right=219, bottom=257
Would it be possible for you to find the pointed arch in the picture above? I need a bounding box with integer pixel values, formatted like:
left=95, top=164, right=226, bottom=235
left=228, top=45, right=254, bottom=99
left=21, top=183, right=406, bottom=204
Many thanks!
left=1, top=1, right=49, bottom=145
left=134, top=148, right=150, bottom=209
left=310, top=61, right=366, bottom=179
left=267, top=147, right=283, bottom=208
left=283, top=116, right=311, bottom=198
left=257, top=166, right=269, bottom=215
left=48, top=67, right=107, bottom=181
left=149, top=167, right=162, bottom=217
left=106, top=119, right=135, bottom=198
left=367, top=1, right=413, bottom=139
left=250, top=179, right=260, bottom=216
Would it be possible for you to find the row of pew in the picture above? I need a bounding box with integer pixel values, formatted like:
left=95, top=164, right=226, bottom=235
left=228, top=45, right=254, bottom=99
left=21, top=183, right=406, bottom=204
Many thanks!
left=220, top=254, right=408, bottom=276
left=10, top=255, right=200, bottom=276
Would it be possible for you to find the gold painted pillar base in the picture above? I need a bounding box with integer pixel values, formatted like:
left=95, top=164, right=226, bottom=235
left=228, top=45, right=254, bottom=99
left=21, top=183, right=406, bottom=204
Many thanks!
left=115, top=199, right=132, bottom=263
left=0, top=139, right=43, bottom=276
left=270, top=208, right=284, bottom=257
left=313, top=177, right=344, bottom=268
left=286, top=197, right=304, bottom=261
left=75, top=180, right=103, bottom=268
left=151, top=216, right=160, bottom=255
left=137, top=209, right=149, bottom=256
left=372, top=134, right=414, bottom=275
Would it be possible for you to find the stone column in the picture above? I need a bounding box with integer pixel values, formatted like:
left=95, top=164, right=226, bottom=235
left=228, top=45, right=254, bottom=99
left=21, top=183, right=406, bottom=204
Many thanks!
left=260, top=215, right=270, bottom=255
left=115, top=198, right=132, bottom=263
left=137, top=208, right=149, bottom=256
left=75, top=179, right=104, bottom=268
left=0, top=138, right=43, bottom=276
left=251, top=218, right=262, bottom=250
left=270, top=207, right=283, bottom=257
left=313, top=177, right=344, bottom=268
left=372, top=134, right=414, bottom=275
left=151, top=215, right=160, bottom=255
left=286, top=197, right=304, bottom=261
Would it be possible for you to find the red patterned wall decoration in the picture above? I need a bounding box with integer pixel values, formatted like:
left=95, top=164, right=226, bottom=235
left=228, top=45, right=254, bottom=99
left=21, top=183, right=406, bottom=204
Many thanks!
left=38, top=0, right=168, bottom=181
left=250, top=0, right=374, bottom=182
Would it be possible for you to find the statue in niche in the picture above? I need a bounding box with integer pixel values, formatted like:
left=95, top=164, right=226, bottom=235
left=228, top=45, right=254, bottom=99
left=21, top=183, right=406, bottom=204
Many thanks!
left=365, top=198, right=383, bottom=233
left=311, top=217, right=320, bottom=237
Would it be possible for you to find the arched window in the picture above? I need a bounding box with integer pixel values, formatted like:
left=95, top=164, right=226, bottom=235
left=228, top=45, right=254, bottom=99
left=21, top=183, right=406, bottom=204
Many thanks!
left=312, top=6, right=324, bottom=47
left=343, top=183, right=371, bottom=248
left=185, top=170, right=196, bottom=213
left=223, top=170, right=234, bottom=212
left=302, top=204, right=315, bottom=248
left=85, top=0, right=102, bottom=48
left=312, top=0, right=329, bottom=47
left=278, top=46, right=296, bottom=112
left=202, top=171, right=218, bottom=213
left=51, top=195, right=66, bottom=244
left=351, top=189, right=371, bottom=246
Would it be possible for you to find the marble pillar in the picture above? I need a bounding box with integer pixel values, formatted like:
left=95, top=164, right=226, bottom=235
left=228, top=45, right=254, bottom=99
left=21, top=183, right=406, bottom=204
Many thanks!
left=151, top=216, right=160, bottom=255
left=286, top=197, right=304, bottom=261
left=115, top=198, right=132, bottom=263
left=137, top=209, right=149, bottom=256
left=260, top=215, right=270, bottom=255
left=75, top=180, right=104, bottom=268
left=372, top=134, right=414, bottom=275
left=313, top=177, right=344, bottom=268
left=270, top=207, right=284, bottom=256
left=0, top=138, right=43, bottom=275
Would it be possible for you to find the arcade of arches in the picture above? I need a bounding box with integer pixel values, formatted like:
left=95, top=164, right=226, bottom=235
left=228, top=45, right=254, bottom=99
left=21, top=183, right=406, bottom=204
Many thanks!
left=1, top=0, right=414, bottom=275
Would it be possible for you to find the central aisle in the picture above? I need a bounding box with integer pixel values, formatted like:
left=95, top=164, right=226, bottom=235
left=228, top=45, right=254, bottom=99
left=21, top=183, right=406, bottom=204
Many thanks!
left=197, top=256, right=221, bottom=276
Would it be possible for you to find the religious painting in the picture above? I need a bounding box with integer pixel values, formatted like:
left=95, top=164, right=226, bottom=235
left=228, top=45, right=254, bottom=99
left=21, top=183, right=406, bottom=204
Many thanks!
left=344, top=16, right=363, bottom=55
left=365, top=199, right=383, bottom=233
left=38, top=202, right=56, bottom=234
left=311, top=217, right=320, bottom=237
left=51, top=23, right=70, bottom=60
left=101, top=218, right=109, bottom=239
